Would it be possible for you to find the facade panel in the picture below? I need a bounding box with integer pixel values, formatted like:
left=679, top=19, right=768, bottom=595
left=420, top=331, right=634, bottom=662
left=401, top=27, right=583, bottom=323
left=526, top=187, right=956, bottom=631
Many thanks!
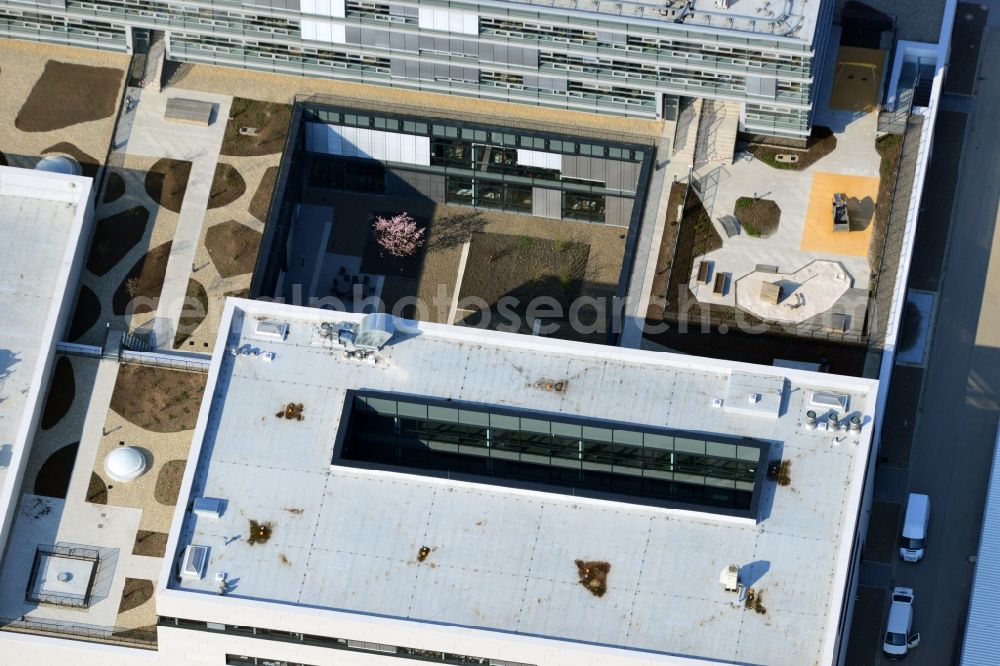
left=0, top=0, right=831, bottom=138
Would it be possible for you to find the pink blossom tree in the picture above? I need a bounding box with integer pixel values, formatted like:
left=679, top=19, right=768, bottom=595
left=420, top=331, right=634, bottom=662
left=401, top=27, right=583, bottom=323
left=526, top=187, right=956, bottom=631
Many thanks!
left=372, top=212, right=426, bottom=258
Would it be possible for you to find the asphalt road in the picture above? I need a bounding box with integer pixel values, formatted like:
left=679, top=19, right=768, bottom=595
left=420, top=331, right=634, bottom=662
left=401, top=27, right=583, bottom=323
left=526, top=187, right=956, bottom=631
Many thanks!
left=846, top=11, right=1000, bottom=665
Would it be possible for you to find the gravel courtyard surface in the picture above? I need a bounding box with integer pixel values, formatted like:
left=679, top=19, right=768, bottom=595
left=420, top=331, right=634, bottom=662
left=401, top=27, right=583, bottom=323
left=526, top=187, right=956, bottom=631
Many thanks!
left=0, top=39, right=126, bottom=170
left=164, top=58, right=662, bottom=142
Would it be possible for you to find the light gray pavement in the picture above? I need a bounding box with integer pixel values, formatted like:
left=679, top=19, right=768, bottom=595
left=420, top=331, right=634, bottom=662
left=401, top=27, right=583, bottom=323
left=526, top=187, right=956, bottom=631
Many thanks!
left=0, top=357, right=148, bottom=629
left=861, top=25, right=1000, bottom=666
left=620, top=122, right=671, bottom=348
left=109, top=86, right=141, bottom=155
left=620, top=102, right=702, bottom=348
left=686, top=28, right=880, bottom=310
left=687, top=111, right=878, bottom=309
left=65, top=359, right=120, bottom=505
left=123, top=554, right=165, bottom=581
left=125, top=88, right=232, bottom=348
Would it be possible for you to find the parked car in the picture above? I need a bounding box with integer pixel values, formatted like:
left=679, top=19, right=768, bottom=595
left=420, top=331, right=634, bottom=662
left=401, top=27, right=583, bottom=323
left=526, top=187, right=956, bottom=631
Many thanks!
left=882, top=587, right=921, bottom=659
left=899, top=493, right=931, bottom=562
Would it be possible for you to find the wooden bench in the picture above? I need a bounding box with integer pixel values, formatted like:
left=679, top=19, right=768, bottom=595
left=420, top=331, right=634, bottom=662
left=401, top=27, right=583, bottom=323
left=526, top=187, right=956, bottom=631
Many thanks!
left=164, top=97, right=214, bottom=126
left=697, top=261, right=711, bottom=284
left=713, top=272, right=726, bottom=296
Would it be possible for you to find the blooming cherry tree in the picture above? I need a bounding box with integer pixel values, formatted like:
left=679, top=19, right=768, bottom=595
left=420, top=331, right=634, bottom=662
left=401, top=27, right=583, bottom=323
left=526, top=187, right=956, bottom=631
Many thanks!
left=372, top=212, right=426, bottom=258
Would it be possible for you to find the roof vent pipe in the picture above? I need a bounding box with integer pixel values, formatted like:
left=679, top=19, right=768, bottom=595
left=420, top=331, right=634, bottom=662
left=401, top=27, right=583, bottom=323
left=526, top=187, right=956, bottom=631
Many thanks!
left=849, top=415, right=861, bottom=432
left=805, top=410, right=817, bottom=430
left=828, top=413, right=839, bottom=430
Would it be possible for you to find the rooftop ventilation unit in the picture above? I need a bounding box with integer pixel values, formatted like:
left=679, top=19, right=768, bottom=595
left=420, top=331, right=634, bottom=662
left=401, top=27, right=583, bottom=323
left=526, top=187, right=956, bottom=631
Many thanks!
left=337, top=313, right=395, bottom=354
left=720, top=563, right=739, bottom=591
left=535, top=379, right=568, bottom=392
left=724, top=373, right=784, bottom=419
left=355, top=313, right=395, bottom=349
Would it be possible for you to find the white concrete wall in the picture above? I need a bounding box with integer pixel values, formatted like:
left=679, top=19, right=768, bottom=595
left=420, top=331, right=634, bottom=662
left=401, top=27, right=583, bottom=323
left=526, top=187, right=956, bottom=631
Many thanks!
left=154, top=610, right=718, bottom=666
left=0, top=631, right=155, bottom=665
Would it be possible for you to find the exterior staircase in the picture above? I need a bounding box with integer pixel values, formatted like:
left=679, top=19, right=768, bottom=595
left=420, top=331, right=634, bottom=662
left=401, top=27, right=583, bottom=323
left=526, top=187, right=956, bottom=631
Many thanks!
left=670, top=97, right=702, bottom=174
left=913, top=64, right=935, bottom=107
left=692, top=99, right=740, bottom=170
left=878, top=61, right=916, bottom=134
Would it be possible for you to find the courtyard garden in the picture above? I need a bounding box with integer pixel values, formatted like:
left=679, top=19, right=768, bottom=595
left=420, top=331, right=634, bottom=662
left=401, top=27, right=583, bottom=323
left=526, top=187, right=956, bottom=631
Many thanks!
left=733, top=197, right=782, bottom=237
left=747, top=126, right=838, bottom=171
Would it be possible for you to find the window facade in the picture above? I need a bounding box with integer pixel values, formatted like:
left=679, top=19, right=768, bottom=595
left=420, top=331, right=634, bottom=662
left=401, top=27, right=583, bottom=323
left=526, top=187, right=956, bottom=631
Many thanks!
left=0, top=0, right=831, bottom=139
left=297, top=104, right=645, bottom=225
left=227, top=656, right=318, bottom=666
left=162, top=618, right=535, bottom=666
left=334, top=391, right=769, bottom=517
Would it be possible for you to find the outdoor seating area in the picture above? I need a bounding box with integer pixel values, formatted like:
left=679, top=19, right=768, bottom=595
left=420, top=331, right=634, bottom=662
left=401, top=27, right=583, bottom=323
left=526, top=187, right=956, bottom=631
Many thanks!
left=653, top=22, right=891, bottom=347
left=330, top=267, right=378, bottom=301
left=164, top=97, right=214, bottom=126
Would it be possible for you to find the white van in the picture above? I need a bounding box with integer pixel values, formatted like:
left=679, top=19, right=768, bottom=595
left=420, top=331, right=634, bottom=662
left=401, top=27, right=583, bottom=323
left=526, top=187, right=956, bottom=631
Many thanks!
left=882, top=587, right=920, bottom=659
left=899, top=493, right=930, bottom=562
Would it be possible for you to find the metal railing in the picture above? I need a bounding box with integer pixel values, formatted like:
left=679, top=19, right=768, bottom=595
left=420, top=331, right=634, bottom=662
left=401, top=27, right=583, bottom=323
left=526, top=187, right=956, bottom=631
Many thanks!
left=0, top=616, right=157, bottom=649
left=55, top=342, right=102, bottom=358
left=24, top=545, right=100, bottom=609
left=878, top=62, right=917, bottom=134
left=867, top=115, right=924, bottom=352
left=120, top=350, right=211, bottom=372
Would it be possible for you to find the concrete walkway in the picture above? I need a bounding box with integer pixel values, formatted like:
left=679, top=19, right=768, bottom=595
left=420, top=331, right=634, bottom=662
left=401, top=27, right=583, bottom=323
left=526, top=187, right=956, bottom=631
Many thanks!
left=620, top=121, right=672, bottom=348
left=65, top=359, right=120, bottom=504
left=125, top=88, right=233, bottom=348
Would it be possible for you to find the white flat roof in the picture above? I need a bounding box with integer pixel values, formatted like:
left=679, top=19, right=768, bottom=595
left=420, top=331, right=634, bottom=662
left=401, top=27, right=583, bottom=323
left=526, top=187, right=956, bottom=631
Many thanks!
left=0, top=167, right=92, bottom=517
left=165, top=298, right=877, bottom=665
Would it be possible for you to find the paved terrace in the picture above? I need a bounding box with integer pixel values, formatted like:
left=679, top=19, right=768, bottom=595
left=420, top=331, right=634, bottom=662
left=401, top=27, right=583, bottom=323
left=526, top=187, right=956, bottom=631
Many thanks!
left=687, top=29, right=881, bottom=333
left=123, top=88, right=233, bottom=349
left=164, top=299, right=878, bottom=665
